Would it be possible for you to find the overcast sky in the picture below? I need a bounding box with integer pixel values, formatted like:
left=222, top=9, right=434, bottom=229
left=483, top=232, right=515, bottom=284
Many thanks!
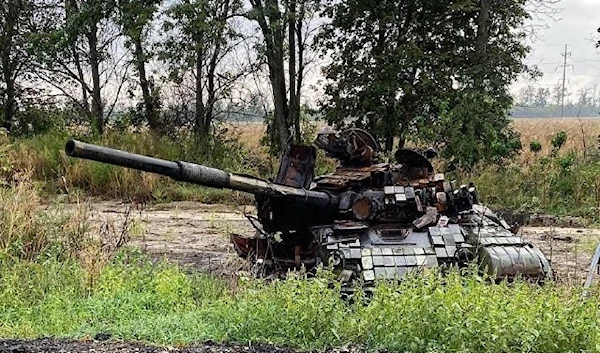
left=514, top=0, right=600, bottom=100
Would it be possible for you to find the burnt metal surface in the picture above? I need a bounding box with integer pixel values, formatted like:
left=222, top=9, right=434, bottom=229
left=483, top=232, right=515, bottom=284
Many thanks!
left=65, top=130, right=553, bottom=291
left=275, top=144, right=316, bottom=188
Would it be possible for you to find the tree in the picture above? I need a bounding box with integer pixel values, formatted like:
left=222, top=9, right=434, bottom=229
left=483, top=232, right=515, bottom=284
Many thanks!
left=246, top=0, right=320, bottom=152
left=31, top=0, right=122, bottom=134
left=517, top=85, right=537, bottom=106
left=117, top=0, right=161, bottom=132
left=160, top=0, right=243, bottom=137
left=534, top=87, right=550, bottom=107
left=0, top=0, right=44, bottom=131
left=0, top=0, right=24, bottom=130
left=319, top=0, right=529, bottom=167
left=319, top=1, right=460, bottom=151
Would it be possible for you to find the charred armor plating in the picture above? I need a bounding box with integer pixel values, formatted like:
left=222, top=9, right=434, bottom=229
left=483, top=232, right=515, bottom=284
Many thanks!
left=65, top=129, right=552, bottom=289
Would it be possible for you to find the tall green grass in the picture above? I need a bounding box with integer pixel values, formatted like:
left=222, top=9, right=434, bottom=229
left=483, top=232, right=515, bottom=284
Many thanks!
left=465, top=150, right=600, bottom=221
left=1, top=254, right=599, bottom=353
left=2, top=130, right=269, bottom=204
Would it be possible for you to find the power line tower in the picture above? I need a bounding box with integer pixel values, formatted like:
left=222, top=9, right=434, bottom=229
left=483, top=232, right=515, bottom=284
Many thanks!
left=560, top=44, right=571, bottom=117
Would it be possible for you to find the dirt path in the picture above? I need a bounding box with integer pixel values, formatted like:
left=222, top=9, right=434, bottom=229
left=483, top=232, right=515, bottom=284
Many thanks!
left=58, top=201, right=257, bottom=275
left=0, top=339, right=296, bottom=353
left=521, top=227, right=600, bottom=285
left=57, top=201, right=600, bottom=285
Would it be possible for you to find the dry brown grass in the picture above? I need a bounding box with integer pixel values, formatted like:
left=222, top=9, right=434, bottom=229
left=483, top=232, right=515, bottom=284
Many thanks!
left=0, top=178, right=134, bottom=275
left=227, top=118, right=600, bottom=158
left=226, top=122, right=267, bottom=151
left=512, top=118, right=600, bottom=156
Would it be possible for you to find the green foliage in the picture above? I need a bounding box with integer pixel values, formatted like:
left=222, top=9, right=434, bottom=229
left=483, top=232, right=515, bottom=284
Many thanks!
left=464, top=149, right=600, bottom=220
left=117, top=0, right=160, bottom=43
left=10, top=106, right=67, bottom=138
left=5, top=128, right=263, bottom=204
left=1, top=256, right=599, bottom=352
left=319, top=0, right=530, bottom=166
left=431, top=93, right=522, bottom=170
left=529, top=140, right=542, bottom=153
left=0, top=0, right=44, bottom=129
left=551, top=131, right=568, bottom=152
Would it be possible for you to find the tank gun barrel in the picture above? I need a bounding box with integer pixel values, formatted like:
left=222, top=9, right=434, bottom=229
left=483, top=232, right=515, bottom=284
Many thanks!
left=65, top=140, right=337, bottom=208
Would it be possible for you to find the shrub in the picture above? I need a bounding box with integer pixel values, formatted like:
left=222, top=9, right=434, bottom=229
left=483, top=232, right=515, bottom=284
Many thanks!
left=551, top=131, right=568, bottom=153
left=529, top=140, right=542, bottom=154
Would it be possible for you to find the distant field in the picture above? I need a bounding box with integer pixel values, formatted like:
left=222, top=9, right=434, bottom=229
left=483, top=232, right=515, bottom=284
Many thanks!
left=513, top=118, right=600, bottom=155
left=228, top=118, right=600, bottom=156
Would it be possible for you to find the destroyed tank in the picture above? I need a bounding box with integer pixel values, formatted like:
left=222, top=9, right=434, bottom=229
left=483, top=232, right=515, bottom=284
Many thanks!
left=65, top=128, right=552, bottom=289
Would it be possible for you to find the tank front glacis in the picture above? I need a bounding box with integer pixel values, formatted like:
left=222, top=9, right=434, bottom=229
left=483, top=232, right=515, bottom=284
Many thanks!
left=232, top=127, right=552, bottom=287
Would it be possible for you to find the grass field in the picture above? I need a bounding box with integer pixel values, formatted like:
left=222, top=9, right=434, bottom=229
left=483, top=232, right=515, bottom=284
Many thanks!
left=512, top=118, right=600, bottom=156
left=227, top=118, right=600, bottom=157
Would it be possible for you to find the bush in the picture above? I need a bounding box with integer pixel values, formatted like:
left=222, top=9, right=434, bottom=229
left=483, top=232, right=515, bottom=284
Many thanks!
left=461, top=148, right=600, bottom=219
left=551, top=131, right=568, bottom=152
left=10, top=107, right=67, bottom=138
left=529, top=140, right=542, bottom=153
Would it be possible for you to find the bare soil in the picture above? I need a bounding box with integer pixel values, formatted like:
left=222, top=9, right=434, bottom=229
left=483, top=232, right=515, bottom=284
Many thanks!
left=0, top=339, right=371, bottom=353
left=0, top=338, right=302, bottom=353
left=55, top=201, right=257, bottom=275
left=56, top=201, right=600, bottom=286
left=521, top=227, right=600, bottom=285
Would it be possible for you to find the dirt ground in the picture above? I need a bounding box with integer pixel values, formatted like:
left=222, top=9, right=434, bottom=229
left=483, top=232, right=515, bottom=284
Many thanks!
left=0, top=338, right=367, bottom=353
left=57, top=200, right=600, bottom=287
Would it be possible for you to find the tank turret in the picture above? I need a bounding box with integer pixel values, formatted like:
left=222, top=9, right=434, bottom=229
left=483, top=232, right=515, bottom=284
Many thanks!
left=65, top=130, right=552, bottom=290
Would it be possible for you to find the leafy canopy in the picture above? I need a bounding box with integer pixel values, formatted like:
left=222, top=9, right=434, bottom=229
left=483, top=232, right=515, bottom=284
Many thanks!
left=319, top=0, right=531, bottom=169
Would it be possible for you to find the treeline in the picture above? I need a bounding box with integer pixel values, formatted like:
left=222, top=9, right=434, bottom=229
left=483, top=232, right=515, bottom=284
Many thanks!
left=0, top=0, right=565, bottom=167
left=513, top=84, right=600, bottom=118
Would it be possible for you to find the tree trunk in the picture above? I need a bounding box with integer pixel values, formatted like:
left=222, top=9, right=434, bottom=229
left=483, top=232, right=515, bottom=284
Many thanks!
left=288, top=0, right=299, bottom=142
left=250, top=0, right=291, bottom=152
left=384, top=102, right=395, bottom=152
left=294, top=1, right=305, bottom=142
left=88, top=24, right=103, bottom=134
left=268, top=0, right=290, bottom=151
left=65, top=0, right=91, bottom=118
left=1, top=53, right=16, bottom=131
left=271, top=56, right=290, bottom=151
left=1, top=0, right=17, bottom=131
left=195, top=50, right=205, bottom=137
left=73, top=47, right=91, bottom=116
left=133, top=35, right=159, bottom=132
left=2, top=72, right=16, bottom=131
left=475, top=0, right=490, bottom=58
left=205, top=45, right=221, bottom=138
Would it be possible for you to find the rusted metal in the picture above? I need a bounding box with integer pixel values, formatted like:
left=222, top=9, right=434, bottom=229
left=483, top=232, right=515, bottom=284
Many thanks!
left=66, top=140, right=339, bottom=211
left=64, top=128, right=553, bottom=290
